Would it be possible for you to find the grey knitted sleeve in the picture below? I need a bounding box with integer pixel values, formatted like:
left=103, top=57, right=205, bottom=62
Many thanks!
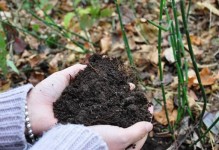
left=0, top=84, right=33, bottom=150
left=0, top=84, right=108, bottom=150
left=31, top=124, right=108, bottom=150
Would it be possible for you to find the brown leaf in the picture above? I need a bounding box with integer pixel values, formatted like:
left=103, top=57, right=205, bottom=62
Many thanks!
left=2, top=22, right=19, bottom=41
left=13, top=37, right=27, bottom=54
left=0, top=79, right=11, bottom=92
left=188, top=90, right=198, bottom=101
left=197, top=2, right=219, bottom=16
left=138, top=22, right=158, bottom=44
left=193, top=68, right=218, bottom=86
left=26, top=35, right=39, bottom=50
left=190, top=35, right=202, bottom=46
left=100, top=35, right=112, bottom=54
left=154, top=99, right=178, bottom=125
left=0, top=1, right=8, bottom=11
left=188, top=68, right=219, bottom=87
left=28, top=54, right=42, bottom=68
left=49, top=53, right=64, bottom=69
left=187, top=95, right=196, bottom=108
left=120, top=6, right=135, bottom=25
left=28, top=72, right=45, bottom=86
left=147, top=46, right=158, bottom=64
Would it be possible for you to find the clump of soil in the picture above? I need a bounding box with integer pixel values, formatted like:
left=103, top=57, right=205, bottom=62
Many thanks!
left=53, top=54, right=152, bottom=127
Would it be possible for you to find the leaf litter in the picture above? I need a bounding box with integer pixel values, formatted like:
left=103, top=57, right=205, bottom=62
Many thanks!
left=0, top=0, right=219, bottom=149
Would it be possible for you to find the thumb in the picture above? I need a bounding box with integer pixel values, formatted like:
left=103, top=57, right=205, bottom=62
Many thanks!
left=124, top=121, right=153, bottom=144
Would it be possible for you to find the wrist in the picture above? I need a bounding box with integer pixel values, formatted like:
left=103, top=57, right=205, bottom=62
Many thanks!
left=26, top=89, right=58, bottom=135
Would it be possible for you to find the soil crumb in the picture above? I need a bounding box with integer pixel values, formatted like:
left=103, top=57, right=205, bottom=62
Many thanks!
left=53, top=54, right=152, bottom=127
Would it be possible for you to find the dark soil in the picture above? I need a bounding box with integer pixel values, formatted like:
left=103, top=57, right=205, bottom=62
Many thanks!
left=53, top=54, right=152, bottom=128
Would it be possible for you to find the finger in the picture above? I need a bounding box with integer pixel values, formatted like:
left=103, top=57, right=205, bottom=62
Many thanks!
left=59, top=64, right=87, bottom=81
left=126, top=134, right=148, bottom=150
left=129, top=83, right=135, bottom=91
left=123, top=122, right=153, bottom=146
left=148, top=105, right=154, bottom=114
left=132, top=134, right=148, bottom=150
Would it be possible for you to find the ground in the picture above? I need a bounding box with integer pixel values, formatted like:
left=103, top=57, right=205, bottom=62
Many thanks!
left=0, top=0, right=218, bottom=149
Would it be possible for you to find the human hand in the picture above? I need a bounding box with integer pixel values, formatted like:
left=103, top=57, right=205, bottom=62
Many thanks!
left=89, top=106, right=153, bottom=150
left=27, top=64, right=87, bottom=135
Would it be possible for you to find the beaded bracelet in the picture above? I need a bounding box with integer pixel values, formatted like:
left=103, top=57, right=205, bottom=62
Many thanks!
left=25, top=103, right=36, bottom=144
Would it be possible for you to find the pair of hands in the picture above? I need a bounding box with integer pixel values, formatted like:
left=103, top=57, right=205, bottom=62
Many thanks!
left=27, top=64, right=153, bottom=150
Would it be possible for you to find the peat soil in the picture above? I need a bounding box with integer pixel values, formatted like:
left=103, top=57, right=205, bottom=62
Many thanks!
left=53, top=54, right=152, bottom=128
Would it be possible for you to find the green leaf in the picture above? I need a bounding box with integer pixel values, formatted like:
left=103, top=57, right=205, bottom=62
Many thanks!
left=80, top=14, right=93, bottom=29
left=32, top=24, right=40, bottom=32
left=64, top=12, right=75, bottom=29
left=77, top=7, right=91, bottom=15
left=39, top=0, right=49, bottom=9
left=7, top=60, right=19, bottom=74
left=45, top=16, right=54, bottom=24
left=73, top=0, right=81, bottom=7
left=90, top=6, right=100, bottom=18
left=100, top=8, right=113, bottom=18
left=46, top=35, right=58, bottom=48
left=0, top=32, right=7, bottom=74
left=43, top=4, right=53, bottom=12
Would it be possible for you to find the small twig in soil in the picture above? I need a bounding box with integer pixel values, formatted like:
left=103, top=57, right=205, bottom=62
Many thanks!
left=154, top=132, right=173, bottom=138
left=197, top=62, right=218, bottom=68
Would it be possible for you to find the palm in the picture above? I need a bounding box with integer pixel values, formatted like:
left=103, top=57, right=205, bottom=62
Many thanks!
left=27, top=64, right=87, bottom=135
left=26, top=64, right=153, bottom=150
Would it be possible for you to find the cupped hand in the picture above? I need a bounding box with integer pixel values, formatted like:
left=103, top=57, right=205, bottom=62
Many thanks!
left=27, top=64, right=87, bottom=135
left=89, top=106, right=153, bottom=150
left=27, top=63, right=154, bottom=150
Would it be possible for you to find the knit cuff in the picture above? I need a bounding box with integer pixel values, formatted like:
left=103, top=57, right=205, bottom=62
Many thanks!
left=0, top=84, right=33, bottom=150
left=31, top=124, right=108, bottom=150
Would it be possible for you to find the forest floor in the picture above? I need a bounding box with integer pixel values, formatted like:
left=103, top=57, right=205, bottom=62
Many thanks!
left=0, top=0, right=219, bottom=150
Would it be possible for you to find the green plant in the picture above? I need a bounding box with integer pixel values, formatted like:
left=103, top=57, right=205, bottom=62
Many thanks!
left=115, top=1, right=134, bottom=66
left=0, top=24, right=19, bottom=74
left=0, top=29, right=7, bottom=74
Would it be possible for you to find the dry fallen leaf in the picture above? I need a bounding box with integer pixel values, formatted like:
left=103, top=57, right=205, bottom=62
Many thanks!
left=120, top=5, right=135, bottom=25
left=187, top=95, right=196, bottom=108
left=184, top=45, right=203, bottom=56
left=28, top=71, right=44, bottom=86
left=170, top=76, right=178, bottom=89
left=190, top=35, right=202, bottom=46
left=0, top=79, right=11, bottom=92
left=66, top=53, right=76, bottom=64
left=100, top=35, right=112, bottom=54
left=197, top=2, right=219, bottom=16
left=163, top=47, right=175, bottom=64
left=193, top=68, right=218, bottom=86
left=188, top=90, right=198, bottom=101
left=138, top=22, right=158, bottom=44
left=147, top=46, right=158, bottom=64
left=13, top=37, right=27, bottom=54
left=28, top=54, right=42, bottom=68
left=154, top=99, right=178, bottom=125
left=26, top=35, right=39, bottom=50
left=188, top=68, right=219, bottom=87
left=49, top=53, right=64, bottom=69
left=0, top=1, right=8, bottom=11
